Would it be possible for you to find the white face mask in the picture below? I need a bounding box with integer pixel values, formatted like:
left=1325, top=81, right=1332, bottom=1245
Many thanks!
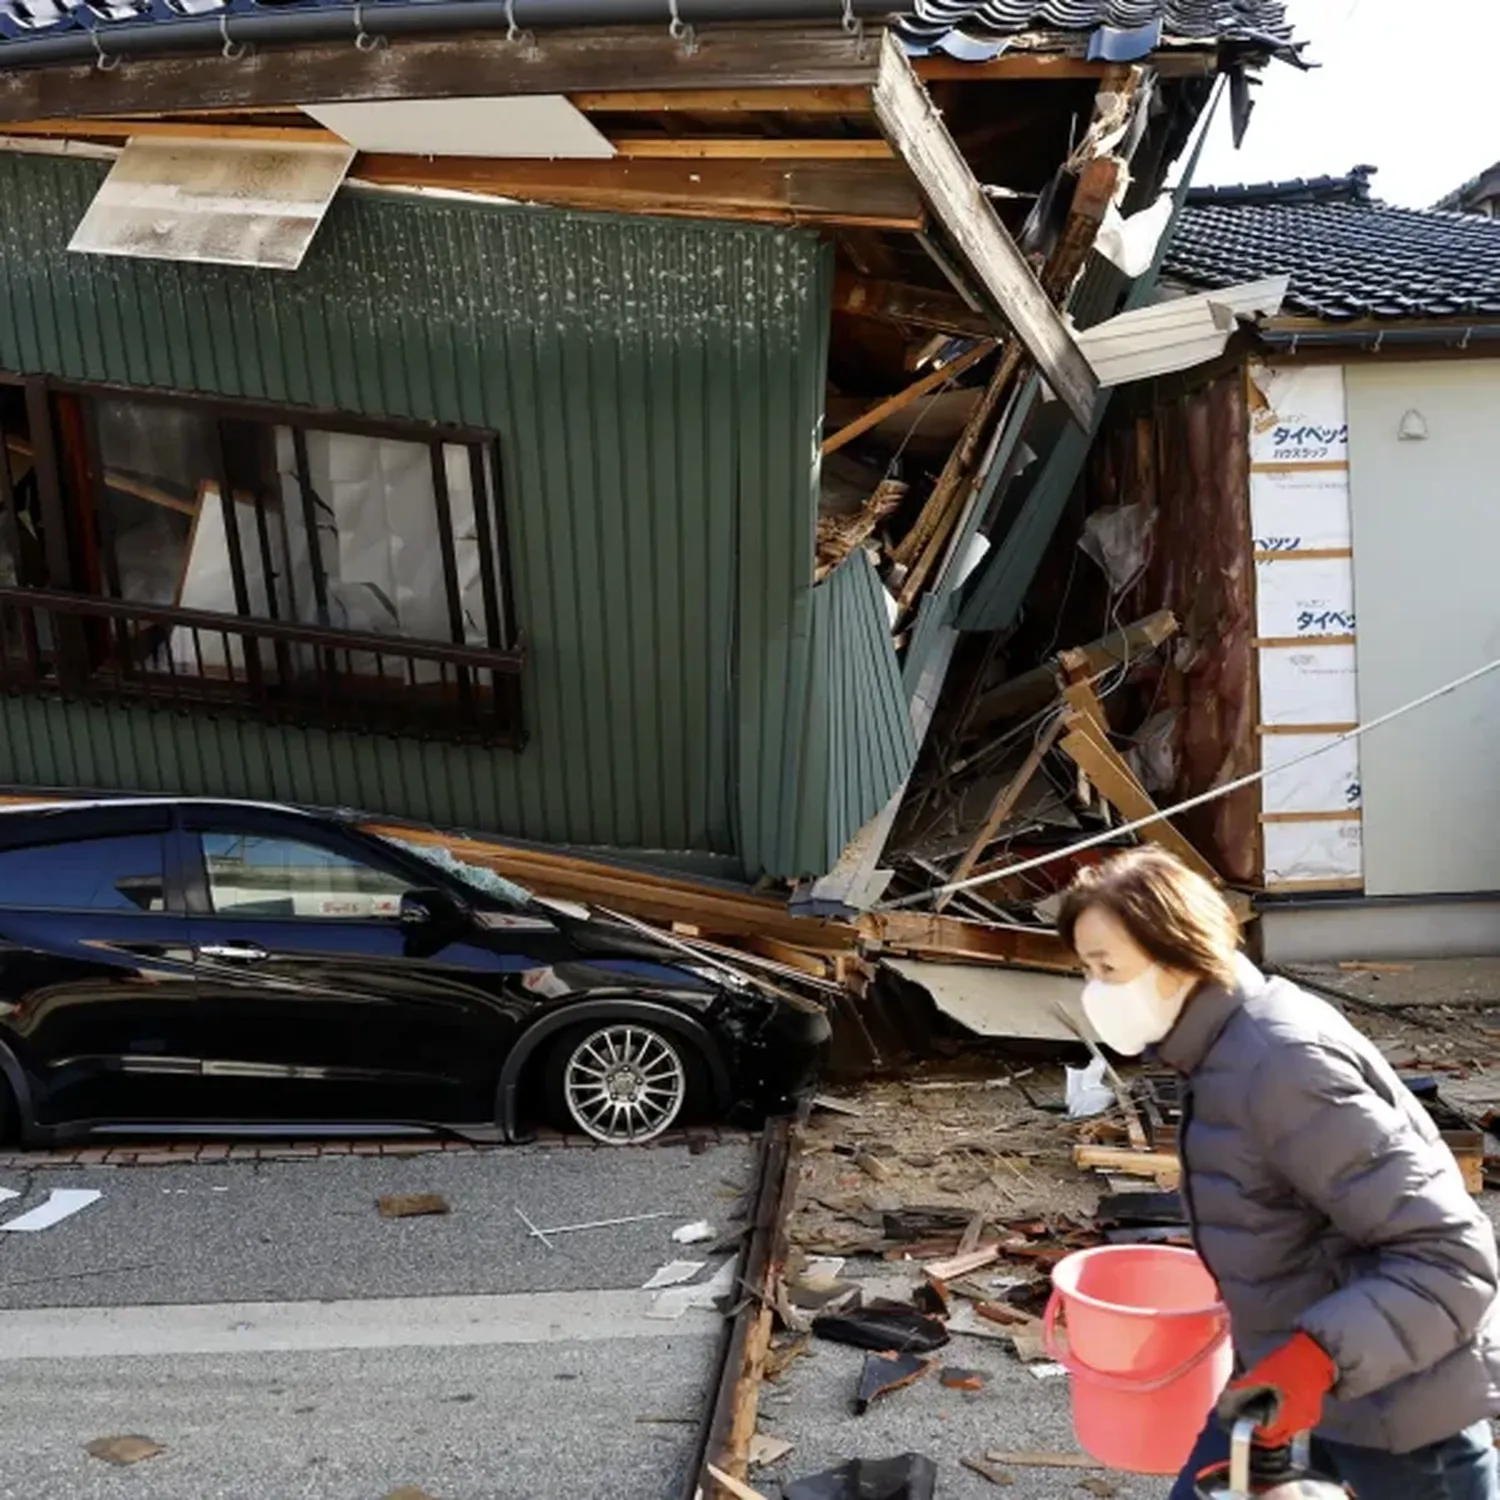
left=1081, top=966, right=1192, bottom=1056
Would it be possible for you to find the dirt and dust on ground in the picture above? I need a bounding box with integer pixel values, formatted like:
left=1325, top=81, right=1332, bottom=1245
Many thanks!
left=736, top=958, right=1500, bottom=1500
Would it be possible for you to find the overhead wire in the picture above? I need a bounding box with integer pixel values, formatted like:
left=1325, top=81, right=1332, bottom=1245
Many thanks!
left=885, top=651, right=1500, bottom=910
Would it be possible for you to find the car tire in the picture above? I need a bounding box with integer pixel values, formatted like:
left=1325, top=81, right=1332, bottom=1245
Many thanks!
left=0, top=1076, right=17, bottom=1147
left=541, top=1019, right=709, bottom=1145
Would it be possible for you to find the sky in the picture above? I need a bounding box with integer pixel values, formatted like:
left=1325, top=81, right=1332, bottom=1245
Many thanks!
left=1187, top=0, right=1497, bottom=208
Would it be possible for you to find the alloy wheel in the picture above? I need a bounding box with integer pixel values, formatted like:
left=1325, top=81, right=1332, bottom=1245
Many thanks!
left=561, top=1024, right=687, bottom=1144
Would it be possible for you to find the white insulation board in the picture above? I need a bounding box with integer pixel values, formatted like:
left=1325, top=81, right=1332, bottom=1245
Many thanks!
left=1258, top=642, right=1359, bottom=727
left=1251, top=468, right=1353, bottom=552
left=1255, top=556, right=1356, bottom=640
left=1247, top=364, right=1349, bottom=466
left=1263, top=819, right=1363, bottom=887
left=1260, top=733, right=1362, bottom=817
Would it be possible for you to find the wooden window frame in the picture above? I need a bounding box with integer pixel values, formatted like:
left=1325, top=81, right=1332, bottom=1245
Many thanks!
left=0, top=375, right=526, bottom=748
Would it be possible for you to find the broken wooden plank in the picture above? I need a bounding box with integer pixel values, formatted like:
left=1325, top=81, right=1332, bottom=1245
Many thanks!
left=862, top=911, right=1078, bottom=972
left=957, top=1209, right=987, bottom=1257
left=871, top=33, right=1097, bottom=427
left=967, top=611, right=1178, bottom=733
left=377, top=1193, right=450, bottom=1219
left=924, top=1244, right=1001, bottom=1282
left=1073, top=1145, right=1181, bottom=1186
left=937, top=712, right=1065, bottom=913
left=984, top=1451, right=1104, bottom=1471
left=962, top=1454, right=1017, bottom=1487
left=833, top=268, right=992, bottom=338
left=893, top=340, right=1024, bottom=598
left=1058, top=714, right=1221, bottom=886
left=0, top=26, right=883, bottom=123
left=822, top=340, right=997, bottom=455
left=353, top=155, right=925, bottom=231
left=360, top=821, right=854, bottom=952
left=815, top=477, right=906, bottom=581
left=1040, top=155, right=1121, bottom=302
left=706, top=1465, right=771, bottom=1500
left=740, top=935, right=834, bottom=980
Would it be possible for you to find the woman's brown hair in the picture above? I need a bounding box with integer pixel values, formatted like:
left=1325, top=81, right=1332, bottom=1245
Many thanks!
left=1056, top=847, right=1241, bottom=987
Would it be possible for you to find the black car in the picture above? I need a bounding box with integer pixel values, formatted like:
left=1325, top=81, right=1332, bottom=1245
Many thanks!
left=0, top=798, right=829, bottom=1147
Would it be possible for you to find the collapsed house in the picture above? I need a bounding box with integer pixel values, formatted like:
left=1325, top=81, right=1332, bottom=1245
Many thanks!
left=0, top=0, right=1293, bottom=896
left=892, top=163, right=1500, bottom=967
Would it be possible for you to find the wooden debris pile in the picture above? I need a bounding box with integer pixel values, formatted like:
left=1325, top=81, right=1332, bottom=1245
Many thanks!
left=884, top=606, right=1255, bottom=929
left=814, top=75, right=1139, bottom=646
left=1070, top=1069, right=1487, bottom=1196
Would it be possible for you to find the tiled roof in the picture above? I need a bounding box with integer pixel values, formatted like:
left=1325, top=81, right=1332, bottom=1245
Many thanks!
left=1166, top=168, right=1500, bottom=322
left=898, top=0, right=1293, bottom=57
left=0, top=0, right=1296, bottom=61
left=1433, top=160, right=1500, bottom=214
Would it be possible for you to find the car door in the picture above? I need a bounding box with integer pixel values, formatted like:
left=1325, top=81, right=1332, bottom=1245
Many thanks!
left=180, top=808, right=537, bottom=1126
left=0, top=804, right=200, bottom=1127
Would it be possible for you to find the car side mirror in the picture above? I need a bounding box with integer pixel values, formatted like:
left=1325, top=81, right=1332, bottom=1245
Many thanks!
left=400, top=887, right=463, bottom=931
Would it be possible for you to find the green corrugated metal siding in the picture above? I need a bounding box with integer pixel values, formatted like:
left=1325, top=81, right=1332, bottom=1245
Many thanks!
left=772, top=551, right=916, bottom=878
left=0, top=151, right=835, bottom=874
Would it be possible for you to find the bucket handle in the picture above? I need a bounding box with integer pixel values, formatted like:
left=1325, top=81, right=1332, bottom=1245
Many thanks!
left=1043, top=1291, right=1230, bottom=1395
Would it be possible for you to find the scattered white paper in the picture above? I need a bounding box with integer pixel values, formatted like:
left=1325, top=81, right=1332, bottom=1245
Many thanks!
left=0, top=1188, right=102, bottom=1232
left=947, top=1304, right=1014, bottom=1343
left=1066, top=1057, right=1115, bottom=1120
left=749, top=1433, right=795, bottom=1468
left=647, top=1259, right=736, bottom=1320
left=671, top=1221, right=716, bottom=1246
left=1029, top=1362, right=1069, bottom=1380
left=803, top=1257, right=847, bottom=1281
left=642, top=1259, right=706, bottom=1290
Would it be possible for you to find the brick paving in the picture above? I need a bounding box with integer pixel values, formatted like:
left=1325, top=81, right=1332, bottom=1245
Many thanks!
left=0, top=1125, right=753, bottom=1170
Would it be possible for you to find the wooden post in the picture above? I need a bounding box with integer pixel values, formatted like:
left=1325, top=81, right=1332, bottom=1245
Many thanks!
left=936, top=711, right=1065, bottom=913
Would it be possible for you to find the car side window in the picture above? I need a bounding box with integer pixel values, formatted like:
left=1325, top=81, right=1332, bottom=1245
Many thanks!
left=0, top=834, right=166, bottom=912
left=199, top=833, right=411, bottom=920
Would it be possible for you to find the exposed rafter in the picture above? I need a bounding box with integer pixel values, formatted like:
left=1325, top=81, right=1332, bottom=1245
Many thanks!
left=869, top=32, right=1098, bottom=427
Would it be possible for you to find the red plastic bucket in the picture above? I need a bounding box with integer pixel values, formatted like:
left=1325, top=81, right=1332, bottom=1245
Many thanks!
left=1045, top=1245, right=1232, bottom=1475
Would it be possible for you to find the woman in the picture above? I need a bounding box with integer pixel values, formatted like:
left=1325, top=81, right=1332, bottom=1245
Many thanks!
left=1056, top=848, right=1500, bottom=1500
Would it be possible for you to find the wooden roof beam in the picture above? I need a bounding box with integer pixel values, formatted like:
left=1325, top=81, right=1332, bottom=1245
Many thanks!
left=569, top=87, right=874, bottom=114
left=0, top=24, right=883, bottom=124
left=0, top=117, right=894, bottom=161
left=0, top=116, right=342, bottom=145
left=870, top=32, right=1098, bottom=427
left=833, top=268, right=992, bottom=338
left=351, top=154, right=925, bottom=231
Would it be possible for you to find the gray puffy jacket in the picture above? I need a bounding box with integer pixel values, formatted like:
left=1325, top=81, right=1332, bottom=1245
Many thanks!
left=1156, top=958, right=1500, bottom=1452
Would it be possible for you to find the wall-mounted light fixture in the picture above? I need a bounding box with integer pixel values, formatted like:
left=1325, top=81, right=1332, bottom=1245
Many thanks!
left=1398, top=408, right=1428, bottom=441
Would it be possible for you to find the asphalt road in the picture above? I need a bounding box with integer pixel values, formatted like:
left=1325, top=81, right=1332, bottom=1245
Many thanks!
left=0, top=1141, right=756, bottom=1499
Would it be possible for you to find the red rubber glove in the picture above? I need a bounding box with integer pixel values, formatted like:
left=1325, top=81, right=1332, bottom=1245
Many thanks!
left=1216, top=1332, right=1338, bottom=1446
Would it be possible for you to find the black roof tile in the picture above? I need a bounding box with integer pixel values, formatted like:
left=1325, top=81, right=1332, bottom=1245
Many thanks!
left=1167, top=168, right=1500, bottom=322
left=896, top=0, right=1291, bottom=47
left=0, top=0, right=1296, bottom=61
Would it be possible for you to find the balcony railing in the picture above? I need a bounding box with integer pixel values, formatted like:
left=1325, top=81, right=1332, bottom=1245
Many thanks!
left=0, top=586, right=525, bottom=747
